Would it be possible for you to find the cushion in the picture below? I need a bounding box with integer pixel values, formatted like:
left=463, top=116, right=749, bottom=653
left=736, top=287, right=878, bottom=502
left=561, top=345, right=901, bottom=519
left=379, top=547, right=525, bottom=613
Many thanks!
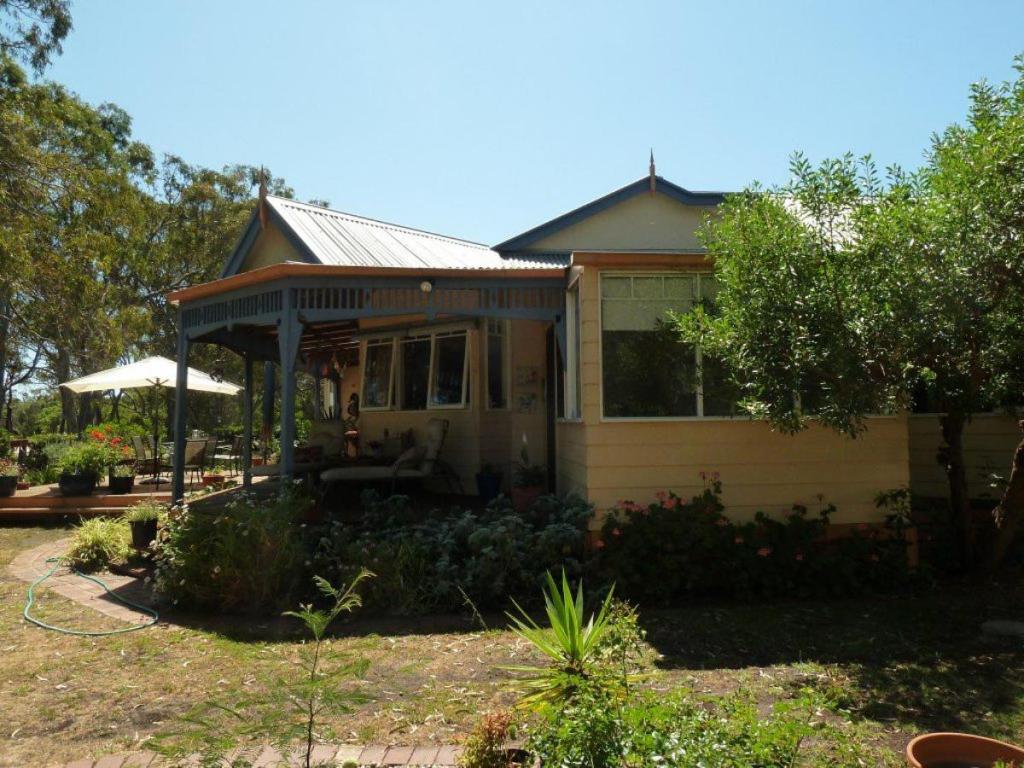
left=392, top=446, right=426, bottom=469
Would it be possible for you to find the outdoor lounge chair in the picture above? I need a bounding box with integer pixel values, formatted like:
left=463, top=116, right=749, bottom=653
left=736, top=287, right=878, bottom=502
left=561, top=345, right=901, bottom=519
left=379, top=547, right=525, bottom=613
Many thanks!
left=181, top=438, right=208, bottom=485
left=318, top=418, right=464, bottom=495
left=132, top=435, right=170, bottom=479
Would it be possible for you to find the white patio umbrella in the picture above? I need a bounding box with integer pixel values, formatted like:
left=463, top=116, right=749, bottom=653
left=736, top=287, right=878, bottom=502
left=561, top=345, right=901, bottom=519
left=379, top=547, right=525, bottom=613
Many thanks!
left=61, top=356, right=242, bottom=483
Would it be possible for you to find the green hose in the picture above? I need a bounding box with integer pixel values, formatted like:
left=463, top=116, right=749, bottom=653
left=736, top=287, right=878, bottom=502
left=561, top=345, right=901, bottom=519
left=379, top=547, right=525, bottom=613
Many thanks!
left=24, top=557, right=158, bottom=636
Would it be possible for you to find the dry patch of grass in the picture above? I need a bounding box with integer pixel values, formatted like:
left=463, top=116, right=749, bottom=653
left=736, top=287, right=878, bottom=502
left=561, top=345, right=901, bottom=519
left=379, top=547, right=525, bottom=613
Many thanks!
left=2, top=524, right=1023, bottom=766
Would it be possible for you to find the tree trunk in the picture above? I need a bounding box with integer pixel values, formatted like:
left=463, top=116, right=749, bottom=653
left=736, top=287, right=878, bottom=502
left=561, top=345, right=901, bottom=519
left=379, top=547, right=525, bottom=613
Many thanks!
left=56, top=350, right=76, bottom=434
left=0, top=291, right=10, bottom=422
left=987, top=422, right=1024, bottom=573
left=941, top=412, right=975, bottom=569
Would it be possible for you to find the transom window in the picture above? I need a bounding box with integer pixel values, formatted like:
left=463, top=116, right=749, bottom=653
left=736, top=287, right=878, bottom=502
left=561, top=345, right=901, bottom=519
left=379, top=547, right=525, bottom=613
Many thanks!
left=361, top=329, right=470, bottom=411
left=600, top=273, right=738, bottom=419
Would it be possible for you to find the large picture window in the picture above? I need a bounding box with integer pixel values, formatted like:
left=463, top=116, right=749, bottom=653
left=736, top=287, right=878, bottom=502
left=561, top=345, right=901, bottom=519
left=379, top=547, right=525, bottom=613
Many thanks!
left=600, top=273, right=738, bottom=419
left=361, top=328, right=470, bottom=411
left=362, top=339, right=395, bottom=409
left=485, top=319, right=509, bottom=409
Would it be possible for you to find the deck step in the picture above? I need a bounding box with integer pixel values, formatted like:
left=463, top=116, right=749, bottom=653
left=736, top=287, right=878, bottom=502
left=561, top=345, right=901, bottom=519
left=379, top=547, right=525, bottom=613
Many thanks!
left=0, top=506, right=132, bottom=520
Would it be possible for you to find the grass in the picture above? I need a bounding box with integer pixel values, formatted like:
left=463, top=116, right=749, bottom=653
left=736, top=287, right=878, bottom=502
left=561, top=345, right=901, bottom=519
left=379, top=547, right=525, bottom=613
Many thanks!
left=1, top=524, right=1024, bottom=766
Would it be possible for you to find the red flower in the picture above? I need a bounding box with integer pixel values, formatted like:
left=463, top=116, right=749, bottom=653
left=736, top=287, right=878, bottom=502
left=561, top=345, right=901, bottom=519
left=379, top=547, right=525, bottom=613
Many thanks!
left=594, top=539, right=606, bottom=549
left=611, top=528, right=621, bottom=537
left=795, top=552, right=804, bottom=562
left=734, top=536, right=744, bottom=545
left=663, top=496, right=679, bottom=510
left=757, top=547, right=772, bottom=557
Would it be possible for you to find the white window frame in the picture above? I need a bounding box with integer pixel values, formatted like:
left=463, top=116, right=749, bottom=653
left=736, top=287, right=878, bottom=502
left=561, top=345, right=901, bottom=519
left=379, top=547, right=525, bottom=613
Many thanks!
left=598, top=270, right=741, bottom=422
left=360, top=328, right=471, bottom=412
left=360, top=338, right=397, bottom=411
left=398, top=332, right=433, bottom=411
left=484, top=318, right=511, bottom=411
left=428, top=330, right=471, bottom=409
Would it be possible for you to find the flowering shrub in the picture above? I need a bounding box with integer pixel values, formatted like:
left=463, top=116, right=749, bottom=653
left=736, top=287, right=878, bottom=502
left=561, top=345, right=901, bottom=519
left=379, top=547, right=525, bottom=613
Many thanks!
left=313, top=491, right=594, bottom=614
left=593, top=479, right=911, bottom=604
left=153, top=490, right=308, bottom=612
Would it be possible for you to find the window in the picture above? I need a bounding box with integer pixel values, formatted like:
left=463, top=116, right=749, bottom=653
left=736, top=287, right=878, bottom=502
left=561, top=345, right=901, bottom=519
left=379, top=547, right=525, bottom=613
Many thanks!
left=563, top=287, right=581, bottom=418
left=600, top=273, right=739, bottom=418
left=362, top=339, right=395, bottom=409
left=400, top=335, right=431, bottom=410
left=431, top=331, right=469, bottom=407
left=485, top=319, right=509, bottom=409
left=361, top=328, right=470, bottom=411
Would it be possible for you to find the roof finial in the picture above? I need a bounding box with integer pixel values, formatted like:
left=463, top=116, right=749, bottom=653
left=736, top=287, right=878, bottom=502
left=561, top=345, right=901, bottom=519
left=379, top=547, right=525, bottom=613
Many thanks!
left=649, top=149, right=656, bottom=193
left=257, top=166, right=269, bottom=229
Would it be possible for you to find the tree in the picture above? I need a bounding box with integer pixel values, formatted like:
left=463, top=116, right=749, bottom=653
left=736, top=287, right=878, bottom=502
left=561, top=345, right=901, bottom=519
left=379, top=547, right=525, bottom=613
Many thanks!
left=0, top=0, right=71, bottom=72
left=675, top=57, right=1024, bottom=571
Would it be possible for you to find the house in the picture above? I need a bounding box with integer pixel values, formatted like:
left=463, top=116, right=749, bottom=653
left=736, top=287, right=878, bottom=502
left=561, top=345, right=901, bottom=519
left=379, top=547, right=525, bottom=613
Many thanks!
left=167, top=170, right=1019, bottom=526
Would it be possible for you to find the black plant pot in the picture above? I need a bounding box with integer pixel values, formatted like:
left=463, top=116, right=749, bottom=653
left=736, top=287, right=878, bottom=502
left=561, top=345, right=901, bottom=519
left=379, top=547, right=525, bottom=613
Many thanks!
left=108, top=473, right=135, bottom=495
left=475, top=471, right=503, bottom=503
left=0, top=475, right=17, bottom=498
left=130, top=518, right=158, bottom=549
left=58, top=470, right=98, bottom=497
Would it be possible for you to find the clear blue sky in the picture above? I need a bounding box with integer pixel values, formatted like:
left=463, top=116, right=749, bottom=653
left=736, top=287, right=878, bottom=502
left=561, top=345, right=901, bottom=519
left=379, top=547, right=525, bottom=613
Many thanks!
left=49, top=0, right=1024, bottom=245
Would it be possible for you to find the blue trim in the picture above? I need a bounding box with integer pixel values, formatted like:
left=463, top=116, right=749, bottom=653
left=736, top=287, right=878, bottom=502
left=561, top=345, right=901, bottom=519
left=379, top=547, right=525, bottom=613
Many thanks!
left=493, top=176, right=727, bottom=253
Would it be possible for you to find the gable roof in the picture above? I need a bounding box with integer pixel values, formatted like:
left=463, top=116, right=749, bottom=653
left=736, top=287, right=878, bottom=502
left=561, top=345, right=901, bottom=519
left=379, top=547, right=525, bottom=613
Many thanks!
left=494, top=176, right=727, bottom=253
left=222, top=195, right=568, bottom=278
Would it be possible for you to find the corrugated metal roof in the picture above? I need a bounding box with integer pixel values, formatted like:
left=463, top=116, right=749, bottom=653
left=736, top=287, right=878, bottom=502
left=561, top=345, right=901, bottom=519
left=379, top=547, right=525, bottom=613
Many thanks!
left=267, top=196, right=568, bottom=271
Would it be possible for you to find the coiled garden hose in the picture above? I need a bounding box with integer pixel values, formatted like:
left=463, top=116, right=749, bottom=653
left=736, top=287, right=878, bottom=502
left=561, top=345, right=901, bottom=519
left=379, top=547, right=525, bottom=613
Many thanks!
left=23, top=557, right=158, bottom=636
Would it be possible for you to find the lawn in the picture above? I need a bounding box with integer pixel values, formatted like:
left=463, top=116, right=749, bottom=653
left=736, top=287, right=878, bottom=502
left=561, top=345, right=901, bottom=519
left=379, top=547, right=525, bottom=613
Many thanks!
left=1, top=524, right=1023, bottom=767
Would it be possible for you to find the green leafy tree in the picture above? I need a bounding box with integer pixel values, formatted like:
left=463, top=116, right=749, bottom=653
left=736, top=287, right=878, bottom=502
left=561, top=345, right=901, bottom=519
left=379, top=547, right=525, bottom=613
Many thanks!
left=676, top=57, right=1024, bottom=570
left=0, top=0, right=71, bottom=72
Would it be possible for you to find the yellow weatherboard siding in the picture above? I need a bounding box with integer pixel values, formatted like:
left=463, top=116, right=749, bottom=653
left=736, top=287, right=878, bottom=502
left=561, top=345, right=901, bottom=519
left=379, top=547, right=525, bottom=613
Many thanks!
left=239, top=220, right=302, bottom=272
left=568, top=263, right=910, bottom=525
left=908, top=413, right=1022, bottom=500
left=529, top=192, right=712, bottom=252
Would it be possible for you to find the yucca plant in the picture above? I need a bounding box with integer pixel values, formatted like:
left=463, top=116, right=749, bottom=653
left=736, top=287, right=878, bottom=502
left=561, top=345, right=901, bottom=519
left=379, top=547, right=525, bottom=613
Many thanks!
left=504, top=570, right=614, bottom=709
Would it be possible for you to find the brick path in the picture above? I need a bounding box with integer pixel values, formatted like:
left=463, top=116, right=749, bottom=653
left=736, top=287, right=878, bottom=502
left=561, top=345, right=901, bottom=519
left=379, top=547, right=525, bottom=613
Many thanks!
left=61, top=743, right=465, bottom=767
left=9, top=537, right=157, bottom=625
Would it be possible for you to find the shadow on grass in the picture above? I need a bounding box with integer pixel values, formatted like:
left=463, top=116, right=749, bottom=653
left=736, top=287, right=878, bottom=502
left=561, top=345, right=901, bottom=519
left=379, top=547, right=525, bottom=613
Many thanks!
left=639, top=583, right=1024, bottom=737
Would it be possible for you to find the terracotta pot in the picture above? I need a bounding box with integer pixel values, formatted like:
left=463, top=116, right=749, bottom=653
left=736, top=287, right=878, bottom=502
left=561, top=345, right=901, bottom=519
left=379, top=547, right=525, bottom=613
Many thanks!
left=906, top=732, right=1024, bottom=767
left=511, top=485, right=544, bottom=513
left=16, top=481, right=30, bottom=491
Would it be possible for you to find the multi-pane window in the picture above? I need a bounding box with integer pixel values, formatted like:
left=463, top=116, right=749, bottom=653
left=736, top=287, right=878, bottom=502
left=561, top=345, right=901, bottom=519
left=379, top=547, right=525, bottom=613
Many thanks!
left=485, top=319, right=509, bottom=409
left=361, top=329, right=470, bottom=411
left=600, top=273, right=738, bottom=418
left=399, top=335, right=431, bottom=410
left=431, top=331, right=469, bottom=407
left=362, top=339, right=395, bottom=409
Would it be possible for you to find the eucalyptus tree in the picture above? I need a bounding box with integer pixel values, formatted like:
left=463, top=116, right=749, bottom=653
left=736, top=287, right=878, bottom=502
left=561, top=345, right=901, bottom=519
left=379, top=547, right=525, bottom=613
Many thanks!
left=676, top=58, right=1024, bottom=571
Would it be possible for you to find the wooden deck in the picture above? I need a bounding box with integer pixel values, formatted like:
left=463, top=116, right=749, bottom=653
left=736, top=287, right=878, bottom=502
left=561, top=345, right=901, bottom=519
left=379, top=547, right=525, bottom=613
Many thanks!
left=0, top=473, right=252, bottom=520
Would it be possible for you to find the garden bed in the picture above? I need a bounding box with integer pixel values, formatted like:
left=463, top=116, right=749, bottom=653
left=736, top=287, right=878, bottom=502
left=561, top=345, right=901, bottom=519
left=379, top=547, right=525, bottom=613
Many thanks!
left=3, top=524, right=1024, bottom=766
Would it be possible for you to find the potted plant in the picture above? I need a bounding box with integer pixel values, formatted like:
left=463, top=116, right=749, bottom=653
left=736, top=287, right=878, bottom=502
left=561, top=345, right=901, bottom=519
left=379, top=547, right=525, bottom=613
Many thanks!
left=476, top=463, right=504, bottom=503
left=906, top=732, right=1024, bottom=768
left=512, top=435, right=546, bottom=512
left=0, top=459, right=18, bottom=498
left=108, top=463, right=136, bottom=495
left=126, top=501, right=161, bottom=549
left=56, top=442, right=110, bottom=497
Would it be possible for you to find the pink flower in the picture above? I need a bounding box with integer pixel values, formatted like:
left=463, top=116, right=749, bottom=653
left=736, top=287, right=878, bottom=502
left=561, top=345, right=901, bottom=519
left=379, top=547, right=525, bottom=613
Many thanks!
left=715, top=518, right=729, bottom=527
left=795, top=553, right=804, bottom=562
left=594, top=539, right=605, bottom=549
left=611, top=528, right=621, bottom=537
left=757, top=547, right=772, bottom=557
left=655, top=491, right=667, bottom=502
left=734, top=536, right=744, bottom=545
left=663, top=496, right=679, bottom=510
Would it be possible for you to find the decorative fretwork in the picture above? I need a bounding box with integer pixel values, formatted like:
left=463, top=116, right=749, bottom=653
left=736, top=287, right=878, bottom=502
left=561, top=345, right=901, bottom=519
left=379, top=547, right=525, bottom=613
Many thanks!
left=182, top=289, right=282, bottom=331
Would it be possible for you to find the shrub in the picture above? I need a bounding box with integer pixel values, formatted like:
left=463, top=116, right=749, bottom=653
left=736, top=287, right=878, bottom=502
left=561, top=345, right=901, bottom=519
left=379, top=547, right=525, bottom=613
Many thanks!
left=313, top=491, right=593, bottom=614
left=594, top=482, right=911, bottom=604
left=56, top=441, right=116, bottom=476
left=526, top=678, right=625, bottom=768
left=459, top=710, right=516, bottom=768
left=64, top=517, right=132, bottom=572
left=153, top=490, right=308, bottom=612
left=0, top=457, right=18, bottom=477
